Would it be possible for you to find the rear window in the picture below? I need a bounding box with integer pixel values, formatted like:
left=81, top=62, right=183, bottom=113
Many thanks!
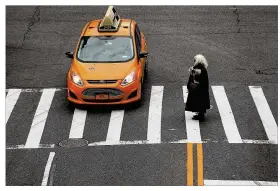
left=76, top=36, right=134, bottom=62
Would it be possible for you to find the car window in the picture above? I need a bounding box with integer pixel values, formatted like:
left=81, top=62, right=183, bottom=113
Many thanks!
left=77, top=36, right=134, bottom=62
left=134, top=26, right=141, bottom=56
left=135, top=24, right=141, bottom=47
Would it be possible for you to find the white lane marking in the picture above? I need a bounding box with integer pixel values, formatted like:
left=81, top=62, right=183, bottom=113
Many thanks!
left=89, top=140, right=148, bottom=146
left=48, top=163, right=56, bottom=186
left=147, top=86, right=164, bottom=143
left=170, top=139, right=206, bottom=144
left=249, top=86, right=278, bottom=144
left=6, top=89, right=21, bottom=124
left=242, top=139, right=277, bottom=145
left=182, top=85, right=188, bottom=103
left=204, top=180, right=278, bottom=186
left=183, top=86, right=202, bottom=143
left=6, top=138, right=278, bottom=150
left=25, top=89, right=56, bottom=148
left=6, top=88, right=65, bottom=93
left=106, top=110, right=125, bottom=144
left=41, top=152, right=55, bottom=186
left=69, top=109, right=87, bottom=138
left=6, top=144, right=55, bottom=149
left=212, top=86, right=242, bottom=143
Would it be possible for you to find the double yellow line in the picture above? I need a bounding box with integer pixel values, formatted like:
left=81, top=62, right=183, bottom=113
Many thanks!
left=187, top=143, right=204, bottom=186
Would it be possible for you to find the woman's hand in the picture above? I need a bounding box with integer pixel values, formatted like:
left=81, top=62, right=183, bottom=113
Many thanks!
left=194, top=69, right=201, bottom=75
left=188, top=66, right=194, bottom=72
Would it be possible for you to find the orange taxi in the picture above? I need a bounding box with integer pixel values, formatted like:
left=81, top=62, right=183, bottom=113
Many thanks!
left=65, top=6, right=148, bottom=107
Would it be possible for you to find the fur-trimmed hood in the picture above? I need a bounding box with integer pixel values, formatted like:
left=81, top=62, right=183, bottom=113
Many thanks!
left=193, top=54, right=208, bottom=69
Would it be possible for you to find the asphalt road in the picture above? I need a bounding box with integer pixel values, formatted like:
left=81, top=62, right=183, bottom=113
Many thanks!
left=6, top=6, right=278, bottom=186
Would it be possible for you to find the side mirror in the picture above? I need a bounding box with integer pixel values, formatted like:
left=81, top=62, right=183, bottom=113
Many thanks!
left=65, top=52, right=74, bottom=59
left=139, top=52, right=148, bottom=58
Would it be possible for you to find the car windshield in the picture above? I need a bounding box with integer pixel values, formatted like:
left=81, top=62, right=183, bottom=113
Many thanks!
left=77, top=36, right=134, bottom=62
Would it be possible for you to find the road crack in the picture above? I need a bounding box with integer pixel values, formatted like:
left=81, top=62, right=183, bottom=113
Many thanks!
left=20, top=6, right=40, bottom=48
left=255, top=68, right=277, bottom=75
left=232, top=6, right=241, bottom=33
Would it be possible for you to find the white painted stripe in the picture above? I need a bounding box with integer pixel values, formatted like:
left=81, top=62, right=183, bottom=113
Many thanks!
left=6, top=145, right=25, bottom=149
left=119, top=140, right=148, bottom=144
left=185, top=111, right=202, bottom=143
left=182, top=86, right=188, bottom=103
left=6, top=88, right=65, bottom=93
left=249, top=86, right=278, bottom=144
left=212, top=86, right=242, bottom=143
left=25, top=89, right=56, bottom=148
left=147, top=86, right=164, bottom=143
left=6, top=144, right=55, bottom=149
left=89, top=140, right=148, bottom=146
left=183, top=86, right=202, bottom=143
left=48, top=164, right=56, bottom=186
left=6, top=89, right=21, bottom=124
left=204, top=180, right=278, bottom=186
left=242, top=139, right=277, bottom=145
left=106, top=110, right=124, bottom=144
left=6, top=138, right=278, bottom=149
left=69, top=109, right=87, bottom=138
left=41, top=152, right=55, bottom=186
left=170, top=139, right=206, bottom=144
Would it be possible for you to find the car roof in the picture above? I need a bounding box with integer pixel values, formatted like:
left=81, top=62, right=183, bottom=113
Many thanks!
left=83, top=19, right=135, bottom=37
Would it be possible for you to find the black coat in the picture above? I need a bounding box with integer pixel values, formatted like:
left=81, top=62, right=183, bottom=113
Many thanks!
left=185, top=63, right=210, bottom=113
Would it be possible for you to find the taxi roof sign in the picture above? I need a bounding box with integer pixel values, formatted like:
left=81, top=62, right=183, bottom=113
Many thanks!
left=99, top=6, right=121, bottom=32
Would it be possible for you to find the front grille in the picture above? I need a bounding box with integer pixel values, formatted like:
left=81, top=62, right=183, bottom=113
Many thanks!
left=87, top=80, right=117, bottom=84
left=82, top=88, right=123, bottom=97
left=83, top=99, right=123, bottom=103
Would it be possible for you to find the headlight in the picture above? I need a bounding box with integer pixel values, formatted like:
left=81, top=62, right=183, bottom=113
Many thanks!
left=71, top=72, right=83, bottom=86
left=121, top=71, right=136, bottom=86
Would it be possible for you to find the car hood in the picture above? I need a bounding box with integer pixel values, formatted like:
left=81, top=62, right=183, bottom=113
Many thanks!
left=73, top=61, right=135, bottom=80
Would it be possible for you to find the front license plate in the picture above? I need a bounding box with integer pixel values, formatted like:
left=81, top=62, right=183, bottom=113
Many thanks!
left=96, top=94, right=109, bottom=100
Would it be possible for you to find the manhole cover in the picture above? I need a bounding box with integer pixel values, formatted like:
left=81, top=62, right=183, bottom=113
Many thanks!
left=59, top=138, right=89, bottom=148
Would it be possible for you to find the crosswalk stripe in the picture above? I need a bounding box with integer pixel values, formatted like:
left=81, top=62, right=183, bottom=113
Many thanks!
left=69, top=109, right=87, bottom=138
left=106, top=110, right=125, bottom=144
left=212, top=86, right=242, bottom=143
left=182, top=86, right=188, bottom=103
left=24, top=89, right=56, bottom=148
left=183, top=86, right=202, bottom=143
left=249, top=86, right=278, bottom=144
left=147, top=86, right=164, bottom=143
left=6, top=89, right=21, bottom=124
left=5, top=85, right=278, bottom=146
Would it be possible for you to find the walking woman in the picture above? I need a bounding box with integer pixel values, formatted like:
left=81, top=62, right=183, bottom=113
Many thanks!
left=185, top=54, right=210, bottom=121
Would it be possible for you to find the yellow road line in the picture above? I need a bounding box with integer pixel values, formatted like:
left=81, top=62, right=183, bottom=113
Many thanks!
left=197, top=143, right=204, bottom=186
left=187, top=143, right=193, bottom=186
